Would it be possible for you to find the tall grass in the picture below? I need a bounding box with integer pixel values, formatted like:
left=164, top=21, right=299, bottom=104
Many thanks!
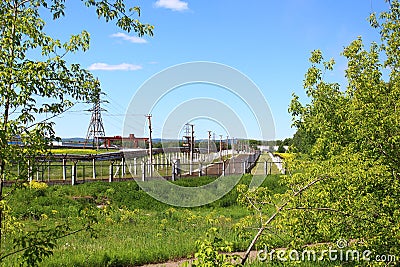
left=2, top=174, right=284, bottom=266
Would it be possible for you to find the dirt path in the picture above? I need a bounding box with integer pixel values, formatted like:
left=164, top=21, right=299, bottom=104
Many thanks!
left=139, top=251, right=259, bottom=267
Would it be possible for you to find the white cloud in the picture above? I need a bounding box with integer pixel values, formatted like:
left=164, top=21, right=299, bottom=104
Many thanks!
left=154, top=0, right=189, bottom=11
left=88, top=63, right=143, bottom=71
left=110, top=32, right=147, bottom=44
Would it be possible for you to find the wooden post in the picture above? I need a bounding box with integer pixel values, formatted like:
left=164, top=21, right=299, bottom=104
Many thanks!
left=62, top=159, right=67, bottom=181
left=28, top=160, right=32, bottom=182
left=199, top=163, right=202, bottom=177
left=109, top=162, right=114, bottom=182
left=134, top=158, right=137, bottom=176
left=92, top=158, right=96, bottom=179
left=47, top=161, right=50, bottom=182
left=222, top=161, right=225, bottom=176
left=189, top=158, right=193, bottom=176
left=172, top=161, right=176, bottom=181
left=172, top=159, right=180, bottom=181
left=121, top=157, right=126, bottom=177
left=71, top=162, right=77, bottom=185
left=141, top=161, right=146, bottom=181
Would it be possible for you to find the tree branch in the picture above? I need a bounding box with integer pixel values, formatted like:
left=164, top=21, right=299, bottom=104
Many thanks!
left=241, top=176, right=326, bottom=265
left=0, top=226, right=91, bottom=261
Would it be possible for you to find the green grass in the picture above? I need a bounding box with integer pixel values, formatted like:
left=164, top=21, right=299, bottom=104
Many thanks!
left=3, top=172, right=359, bottom=267
left=2, top=174, right=285, bottom=266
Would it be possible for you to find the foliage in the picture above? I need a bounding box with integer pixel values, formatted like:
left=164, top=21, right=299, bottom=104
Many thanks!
left=0, top=176, right=264, bottom=266
left=272, top=153, right=293, bottom=160
left=239, top=1, right=400, bottom=266
left=27, top=180, right=48, bottom=191
left=248, top=139, right=261, bottom=150
left=276, top=144, right=286, bottom=153
left=191, top=228, right=242, bottom=267
left=0, top=0, right=153, bottom=265
left=290, top=127, right=315, bottom=154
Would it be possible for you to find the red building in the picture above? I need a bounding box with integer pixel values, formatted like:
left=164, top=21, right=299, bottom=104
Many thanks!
left=99, top=134, right=148, bottom=149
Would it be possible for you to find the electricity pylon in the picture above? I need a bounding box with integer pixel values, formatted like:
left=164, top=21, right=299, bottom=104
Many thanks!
left=85, top=95, right=106, bottom=149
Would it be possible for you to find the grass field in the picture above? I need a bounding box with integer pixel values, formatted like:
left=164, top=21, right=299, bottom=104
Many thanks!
left=2, top=174, right=287, bottom=266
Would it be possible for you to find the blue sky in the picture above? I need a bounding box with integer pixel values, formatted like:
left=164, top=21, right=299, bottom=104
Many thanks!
left=45, top=0, right=389, bottom=140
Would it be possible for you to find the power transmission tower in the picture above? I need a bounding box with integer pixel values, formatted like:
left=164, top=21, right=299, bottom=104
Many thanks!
left=85, top=95, right=106, bottom=149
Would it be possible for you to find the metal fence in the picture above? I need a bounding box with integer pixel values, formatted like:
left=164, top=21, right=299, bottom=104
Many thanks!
left=5, top=150, right=285, bottom=186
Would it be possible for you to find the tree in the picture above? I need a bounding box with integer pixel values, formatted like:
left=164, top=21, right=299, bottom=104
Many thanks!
left=290, top=127, right=315, bottom=153
left=0, top=0, right=153, bottom=264
left=240, top=1, right=400, bottom=265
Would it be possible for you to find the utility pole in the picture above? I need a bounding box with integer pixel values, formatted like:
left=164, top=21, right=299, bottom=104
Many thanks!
left=232, top=137, right=235, bottom=156
left=190, top=124, right=194, bottom=163
left=219, top=135, right=223, bottom=160
left=226, top=135, right=229, bottom=156
left=146, top=114, right=153, bottom=176
left=184, top=123, right=194, bottom=174
left=207, top=130, right=212, bottom=155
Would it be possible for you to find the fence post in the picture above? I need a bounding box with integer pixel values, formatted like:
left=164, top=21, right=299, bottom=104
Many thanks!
left=134, top=158, right=137, bottom=176
left=156, top=156, right=159, bottom=171
left=47, top=161, right=50, bottom=182
left=269, top=162, right=272, bottom=175
left=172, top=161, right=176, bottom=181
left=122, top=157, right=126, bottom=177
left=243, top=161, right=247, bottom=174
left=148, top=159, right=153, bottom=178
left=109, top=162, right=114, bottom=182
left=198, top=162, right=202, bottom=177
left=264, top=161, right=268, bottom=175
left=92, top=158, right=96, bottom=179
left=62, top=159, right=67, bottom=181
left=28, top=160, right=32, bottom=182
left=141, top=161, right=146, bottom=182
left=172, top=159, right=180, bottom=181
left=71, top=162, right=77, bottom=185
left=222, top=161, right=225, bottom=176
